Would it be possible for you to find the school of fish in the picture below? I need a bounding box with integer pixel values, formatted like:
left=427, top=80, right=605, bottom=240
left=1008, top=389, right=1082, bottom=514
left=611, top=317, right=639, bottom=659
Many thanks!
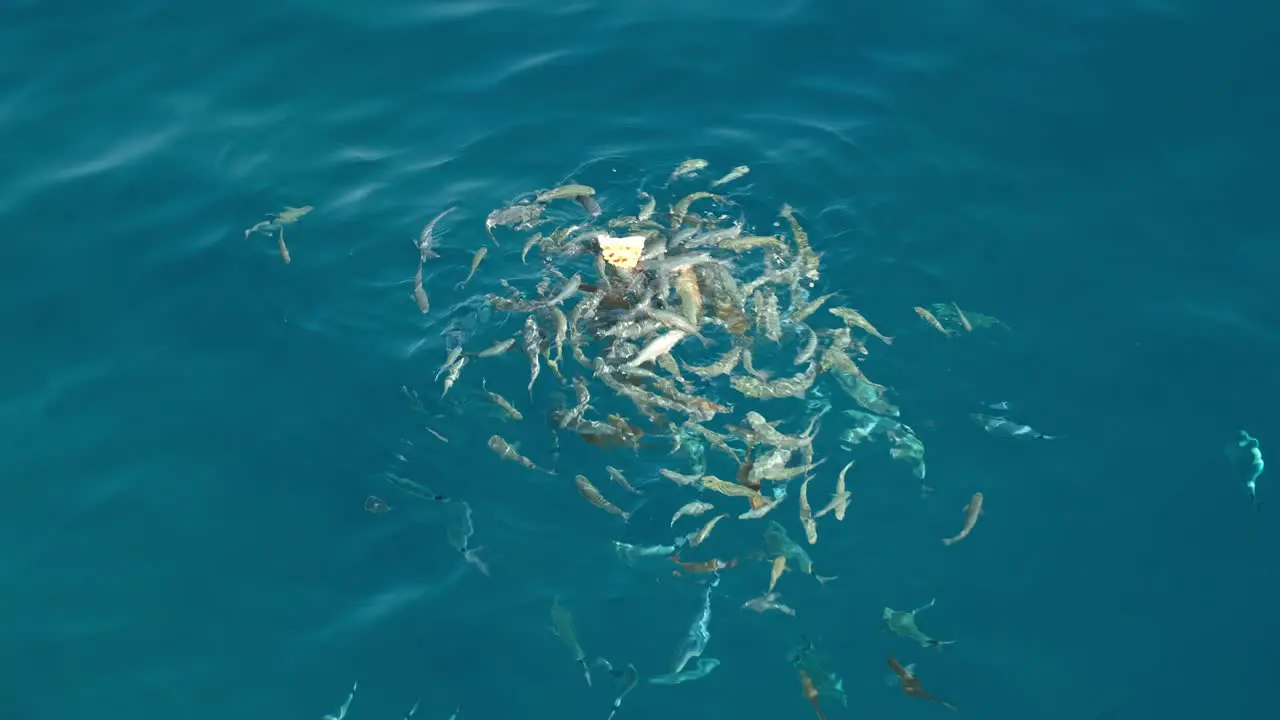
left=252, top=159, right=1037, bottom=717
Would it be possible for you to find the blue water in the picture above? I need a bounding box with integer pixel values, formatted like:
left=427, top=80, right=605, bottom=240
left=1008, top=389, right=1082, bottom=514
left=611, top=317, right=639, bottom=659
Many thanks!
left=3, top=0, right=1278, bottom=718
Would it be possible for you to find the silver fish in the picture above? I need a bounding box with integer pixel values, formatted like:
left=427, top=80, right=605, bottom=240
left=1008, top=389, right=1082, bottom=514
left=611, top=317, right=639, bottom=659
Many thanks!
left=435, top=347, right=463, bottom=381
left=416, top=206, right=456, bottom=261
left=542, top=273, right=583, bottom=308
left=488, top=434, right=553, bottom=474
left=536, top=184, right=596, bottom=203
left=710, top=164, right=750, bottom=187
left=522, top=315, right=542, bottom=397
left=477, top=337, right=516, bottom=357
left=682, top=347, right=742, bottom=380
left=670, top=159, right=709, bottom=181
left=627, top=331, right=688, bottom=367
left=440, top=356, right=467, bottom=397
left=637, top=191, right=656, bottom=221
left=670, top=500, right=715, bottom=527
left=883, top=599, right=956, bottom=648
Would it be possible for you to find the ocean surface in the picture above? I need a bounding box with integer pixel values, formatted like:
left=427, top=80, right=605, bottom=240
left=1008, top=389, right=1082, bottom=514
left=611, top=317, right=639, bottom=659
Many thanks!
left=2, top=0, right=1278, bottom=718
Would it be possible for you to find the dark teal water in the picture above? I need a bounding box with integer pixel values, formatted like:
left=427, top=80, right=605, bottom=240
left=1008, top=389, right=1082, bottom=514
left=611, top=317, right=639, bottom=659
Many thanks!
left=3, top=0, right=1278, bottom=718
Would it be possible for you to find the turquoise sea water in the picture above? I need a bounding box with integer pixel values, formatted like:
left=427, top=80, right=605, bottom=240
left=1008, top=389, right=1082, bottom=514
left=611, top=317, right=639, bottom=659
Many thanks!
left=3, top=0, right=1278, bottom=718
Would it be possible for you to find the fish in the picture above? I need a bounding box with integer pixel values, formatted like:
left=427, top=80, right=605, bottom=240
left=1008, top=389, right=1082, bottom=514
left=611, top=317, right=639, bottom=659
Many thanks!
left=790, top=292, right=837, bottom=323
left=685, top=513, right=729, bottom=547
left=779, top=204, right=820, bottom=282
left=768, top=555, right=787, bottom=593
left=416, top=206, right=456, bottom=261
left=710, top=164, right=750, bottom=187
left=743, top=411, right=819, bottom=451
left=574, top=474, right=631, bottom=522
left=522, top=315, right=542, bottom=397
left=627, top=330, right=688, bottom=368
left=798, top=476, right=818, bottom=545
left=576, top=194, right=602, bottom=217
left=682, top=347, right=741, bottom=380
left=536, top=184, right=596, bottom=203
left=794, top=325, right=819, bottom=365
left=942, top=492, right=983, bottom=546
left=970, top=413, right=1061, bottom=439
left=720, top=234, right=786, bottom=253
left=551, top=597, right=593, bottom=687
left=671, top=500, right=715, bottom=527
left=434, top=348, right=462, bottom=381
left=645, top=308, right=706, bottom=341
left=743, top=592, right=796, bottom=616
left=455, top=247, right=487, bottom=290
left=738, top=496, right=783, bottom=520
left=815, top=461, right=853, bottom=520
left=670, top=552, right=736, bottom=574
left=953, top=302, right=973, bottom=332
left=798, top=670, right=826, bottom=720
left=670, top=158, right=709, bottom=181
left=477, top=337, right=516, bottom=357
left=883, top=599, right=956, bottom=649
left=648, top=658, right=720, bottom=685
left=612, top=541, right=677, bottom=564
left=637, top=191, right=656, bottom=221
left=440, top=356, right=467, bottom=397
left=594, top=658, right=640, bottom=720
left=485, top=203, right=544, bottom=245
left=670, top=192, right=724, bottom=226
left=754, top=289, right=782, bottom=342
left=1227, top=430, right=1265, bottom=508
left=481, top=379, right=523, bottom=420
left=548, top=306, right=568, bottom=364
left=700, top=475, right=762, bottom=500
left=730, top=363, right=817, bottom=400
left=412, top=261, right=430, bottom=313
left=829, top=307, right=893, bottom=344
left=488, top=434, right=553, bottom=474
left=914, top=306, right=954, bottom=336
left=605, top=466, right=643, bottom=495
left=887, top=656, right=955, bottom=710
left=542, top=273, right=583, bottom=307
left=322, top=681, right=358, bottom=720
left=659, top=468, right=703, bottom=486
left=520, top=232, right=543, bottom=264
left=446, top=501, right=490, bottom=576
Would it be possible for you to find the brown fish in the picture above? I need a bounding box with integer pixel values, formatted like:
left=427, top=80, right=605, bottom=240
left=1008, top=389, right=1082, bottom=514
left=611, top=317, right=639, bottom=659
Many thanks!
left=798, top=670, right=827, bottom=720
left=670, top=552, right=737, bottom=574
left=767, top=554, right=787, bottom=593
left=605, top=466, right=644, bottom=495
left=686, top=513, right=729, bottom=547
left=798, top=475, right=818, bottom=545
left=942, top=492, right=983, bottom=546
left=488, top=434, right=553, bottom=474
left=574, top=474, right=631, bottom=522
left=914, top=306, right=954, bottom=337
left=815, top=460, right=853, bottom=521
left=887, top=656, right=956, bottom=710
